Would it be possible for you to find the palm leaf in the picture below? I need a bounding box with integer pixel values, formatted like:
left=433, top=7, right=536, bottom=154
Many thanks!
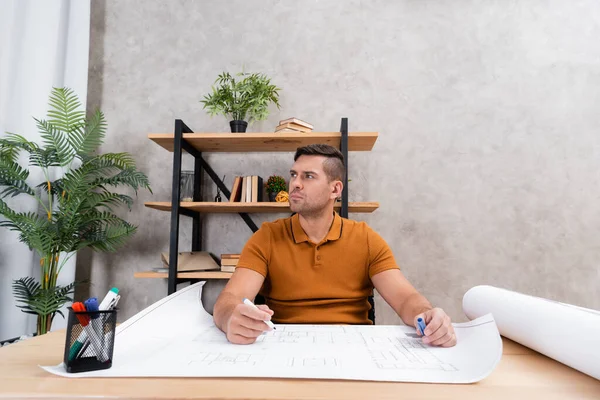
left=0, top=141, right=19, bottom=164
left=90, top=152, right=136, bottom=171
left=47, top=87, right=86, bottom=134
left=1, top=134, right=62, bottom=168
left=84, top=192, right=134, bottom=211
left=79, top=210, right=129, bottom=226
left=81, top=223, right=137, bottom=252
left=92, top=168, right=152, bottom=193
left=0, top=133, right=39, bottom=153
left=77, top=109, right=107, bottom=157
left=30, top=147, right=61, bottom=168
left=35, top=118, right=74, bottom=167
left=0, top=157, right=35, bottom=197
left=13, top=276, right=85, bottom=322
left=35, top=178, right=64, bottom=198
left=59, top=153, right=139, bottom=196
left=0, top=200, right=56, bottom=252
left=12, top=277, right=41, bottom=313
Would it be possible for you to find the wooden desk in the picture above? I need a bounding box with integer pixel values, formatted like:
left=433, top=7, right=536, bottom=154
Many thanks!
left=1, top=330, right=599, bottom=400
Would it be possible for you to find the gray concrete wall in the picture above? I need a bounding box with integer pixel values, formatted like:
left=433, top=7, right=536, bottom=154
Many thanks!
left=81, top=0, right=600, bottom=325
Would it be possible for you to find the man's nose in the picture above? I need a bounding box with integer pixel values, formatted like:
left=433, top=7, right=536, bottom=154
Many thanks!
left=291, top=178, right=302, bottom=190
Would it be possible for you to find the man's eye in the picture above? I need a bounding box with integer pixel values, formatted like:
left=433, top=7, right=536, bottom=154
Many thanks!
left=307, top=175, right=313, bottom=179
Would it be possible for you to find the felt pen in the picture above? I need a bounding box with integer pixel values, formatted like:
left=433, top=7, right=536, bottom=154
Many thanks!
left=98, top=287, right=119, bottom=310
left=417, top=317, right=427, bottom=336
left=243, top=298, right=276, bottom=330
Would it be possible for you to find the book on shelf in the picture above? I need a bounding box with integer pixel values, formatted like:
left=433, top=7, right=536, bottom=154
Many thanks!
left=229, top=175, right=263, bottom=202
left=157, top=251, right=220, bottom=272
left=221, top=253, right=240, bottom=259
left=275, top=122, right=312, bottom=133
left=229, top=176, right=242, bottom=202
left=240, top=176, right=248, bottom=202
left=251, top=175, right=263, bottom=202
left=274, top=128, right=301, bottom=132
left=278, top=117, right=314, bottom=130
left=245, top=175, right=251, bottom=202
left=220, top=253, right=239, bottom=273
left=220, top=258, right=238, bottom=266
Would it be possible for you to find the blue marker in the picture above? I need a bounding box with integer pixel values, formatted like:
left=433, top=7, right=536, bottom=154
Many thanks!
left=417, top=317, right=427, bottom=336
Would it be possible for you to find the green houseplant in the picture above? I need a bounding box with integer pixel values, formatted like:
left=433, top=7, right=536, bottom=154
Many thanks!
left=265, top=175, right=287, bottom=202
left=200, top=71, right=281, bottom=133
left=0, top=87, right=151, bottom=335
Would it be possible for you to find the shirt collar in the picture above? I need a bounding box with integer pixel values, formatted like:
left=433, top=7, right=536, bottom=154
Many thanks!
left=291, top=212, right=343, bottom=244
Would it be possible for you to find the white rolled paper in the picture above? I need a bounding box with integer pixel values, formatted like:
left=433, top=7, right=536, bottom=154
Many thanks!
left=463, top=285, right=600, bottom=380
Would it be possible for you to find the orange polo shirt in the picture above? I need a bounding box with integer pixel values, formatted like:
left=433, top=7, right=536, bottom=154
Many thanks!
left=236, top=212, right=399, bottom=325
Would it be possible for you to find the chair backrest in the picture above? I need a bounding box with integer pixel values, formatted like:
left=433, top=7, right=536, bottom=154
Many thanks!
left=368, top=294, right=375, bottom=324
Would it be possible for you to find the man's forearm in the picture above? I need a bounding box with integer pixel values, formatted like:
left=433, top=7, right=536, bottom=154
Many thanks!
left=398, top=292, right=432, bottom=326
left=213, top=291, right=240, bottom=333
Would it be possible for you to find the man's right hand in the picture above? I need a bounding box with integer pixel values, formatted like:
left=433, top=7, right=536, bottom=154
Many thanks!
left=225, top=303, right=274, bottom=344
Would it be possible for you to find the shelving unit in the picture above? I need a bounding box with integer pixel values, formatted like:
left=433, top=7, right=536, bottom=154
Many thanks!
left=138, top=118, right=379, bottom=321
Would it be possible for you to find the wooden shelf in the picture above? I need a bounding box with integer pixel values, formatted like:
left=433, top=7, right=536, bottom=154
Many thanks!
left=148, top=132, right=378, bottom=152
left=144, top=201, right=380, bottom=214
left=134, top=270, right=232, bottom=279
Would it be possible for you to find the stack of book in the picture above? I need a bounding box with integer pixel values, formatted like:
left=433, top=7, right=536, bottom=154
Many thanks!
left=229, top=175, right=263, bottom=202
left=220, top=254, right=239, bottom=273
left=275, top=117, right=313, bottom=133
left=153, top=251, right=220, bottom=273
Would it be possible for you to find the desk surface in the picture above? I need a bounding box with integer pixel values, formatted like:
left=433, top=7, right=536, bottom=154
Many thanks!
left=1, top=330, right=599, bottom=400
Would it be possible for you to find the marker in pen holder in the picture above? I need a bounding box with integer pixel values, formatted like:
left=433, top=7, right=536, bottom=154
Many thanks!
left=63, top=306, right=117, bottom=373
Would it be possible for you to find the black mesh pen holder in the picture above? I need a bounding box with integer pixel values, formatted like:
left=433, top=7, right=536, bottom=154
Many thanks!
left=63, top=307, right=117, bottom=373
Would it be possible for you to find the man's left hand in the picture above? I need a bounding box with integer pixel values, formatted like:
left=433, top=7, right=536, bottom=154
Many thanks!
left=414, top=308, right=457, bottom=347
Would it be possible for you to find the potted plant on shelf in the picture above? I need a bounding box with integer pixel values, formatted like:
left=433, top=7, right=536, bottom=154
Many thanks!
left=265, top=175, right=287, bottom=202
left=200, top=71, right=281, bottom=133
left=0, top=87, right=152, bottom=335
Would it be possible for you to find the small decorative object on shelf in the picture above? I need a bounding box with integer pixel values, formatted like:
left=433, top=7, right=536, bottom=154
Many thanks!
left=215, top=175, right=225, bottom=202
left=200, top=71, right=281, bottom=133
left=180, top=171, right=194, bottom=202
left=275, top=191, right=289, bottom=202
left=265, top=175, right=287, bottom=202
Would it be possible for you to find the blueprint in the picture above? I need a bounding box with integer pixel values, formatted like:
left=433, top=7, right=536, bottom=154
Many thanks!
left=42, top=282, right=502, bottom=383
left=463, top=285, right=600, bottom=380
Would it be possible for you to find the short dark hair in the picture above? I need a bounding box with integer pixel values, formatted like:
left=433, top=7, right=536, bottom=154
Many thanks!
left=294, top=144, right=345, bottom=182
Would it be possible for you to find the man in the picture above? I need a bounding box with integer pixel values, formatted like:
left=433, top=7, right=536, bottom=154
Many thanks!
left=213, top=144, right=456, bottom=347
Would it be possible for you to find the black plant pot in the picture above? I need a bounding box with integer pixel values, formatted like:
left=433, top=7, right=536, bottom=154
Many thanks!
left=268, top=192, right=278, bottom=202
left=230, top=120, right=248, bottom=133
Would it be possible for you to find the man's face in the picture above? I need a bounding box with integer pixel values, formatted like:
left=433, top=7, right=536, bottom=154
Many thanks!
left=289, top=155, right=340, bottom=216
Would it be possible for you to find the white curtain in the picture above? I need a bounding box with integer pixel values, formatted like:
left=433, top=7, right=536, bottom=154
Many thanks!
left=0, top=0, right=91, bottom=340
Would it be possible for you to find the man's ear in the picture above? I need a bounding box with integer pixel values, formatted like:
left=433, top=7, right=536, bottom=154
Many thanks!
left=331, top=180, right=343, bottom=200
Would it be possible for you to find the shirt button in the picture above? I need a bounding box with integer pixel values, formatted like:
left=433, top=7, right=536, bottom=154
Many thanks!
left=317, top=256, right=321, bottom=260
